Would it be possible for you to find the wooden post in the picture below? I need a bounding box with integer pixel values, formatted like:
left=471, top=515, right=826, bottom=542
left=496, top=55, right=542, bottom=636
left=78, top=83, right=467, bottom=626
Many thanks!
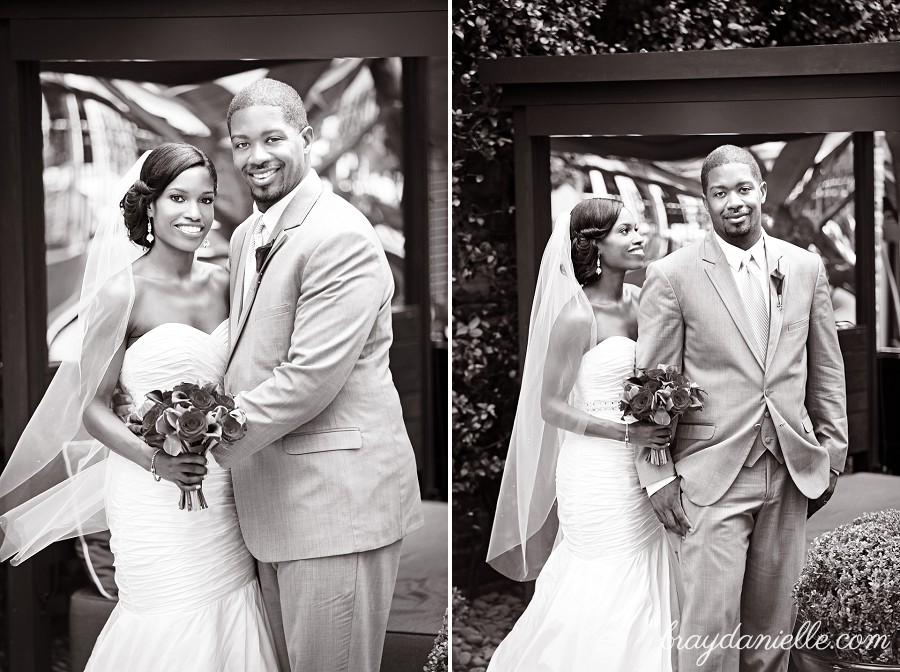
left=402, top=56, right=435, bottom=495
left=513, top=108, right=551, bottom=359
left=0, top=20, right=51, bottom=672
left=854, top=132, right=879, bottom=468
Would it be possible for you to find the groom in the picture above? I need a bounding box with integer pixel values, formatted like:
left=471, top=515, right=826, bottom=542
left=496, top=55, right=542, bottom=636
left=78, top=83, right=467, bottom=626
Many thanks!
left=635, top=145, right=848, bottom=671
left=211, top=78, right=424, bottom=672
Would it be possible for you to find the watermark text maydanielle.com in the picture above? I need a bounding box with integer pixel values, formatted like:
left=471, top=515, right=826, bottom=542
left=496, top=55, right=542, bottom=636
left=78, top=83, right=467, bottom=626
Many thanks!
left=671, top=620, right=893, bottom=666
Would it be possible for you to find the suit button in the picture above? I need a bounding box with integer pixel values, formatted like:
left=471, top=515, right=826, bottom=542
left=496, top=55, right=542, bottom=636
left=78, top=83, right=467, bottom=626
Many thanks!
left=764, top=411, right=770, bottom=418
left=764, top=436, right=773, bottom=444
left=754, top=424, right=761, bottom=431
left=765, top=389, right=773, bottom=396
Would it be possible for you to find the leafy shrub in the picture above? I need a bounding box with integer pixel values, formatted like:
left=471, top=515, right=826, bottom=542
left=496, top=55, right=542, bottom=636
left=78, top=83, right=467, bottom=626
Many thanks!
left=792, top=509, right=900, bottom=664
left=423, top=608, right=449, bottom=672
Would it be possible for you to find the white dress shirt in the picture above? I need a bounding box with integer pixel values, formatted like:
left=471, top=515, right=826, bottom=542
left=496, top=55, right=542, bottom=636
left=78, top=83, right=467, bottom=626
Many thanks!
left=714, top=230, right=770, bottom=313
left=241, top=180, right=305, bottom=307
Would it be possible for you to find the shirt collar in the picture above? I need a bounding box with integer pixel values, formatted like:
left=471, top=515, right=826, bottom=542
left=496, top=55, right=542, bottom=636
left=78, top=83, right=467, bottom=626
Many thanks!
left=714, top=229, right=766, bottom=272
left=251, top=177, right=305, bottom=237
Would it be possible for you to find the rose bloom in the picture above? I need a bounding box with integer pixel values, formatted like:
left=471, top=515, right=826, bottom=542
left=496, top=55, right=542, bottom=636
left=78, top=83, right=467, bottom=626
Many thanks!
left=173, top=382, right=199, bottom=395
left=221, top=414, right=246, bottom=443
left=646, top=379, right=663, bottom=394
left=671, top=388, right=692, bottom=413
left=189, top=388, right=216, bottom=412
left=215, top=393, right=236, bottom=411
left=630, top=390, right=653, bottom=416
left=177, top=408, right=209, bottom=443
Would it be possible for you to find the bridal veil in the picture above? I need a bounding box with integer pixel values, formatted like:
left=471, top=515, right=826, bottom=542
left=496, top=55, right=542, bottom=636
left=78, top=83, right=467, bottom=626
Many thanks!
left=487, top=212, right=597, bottom=581
left=0, top=153, right=149, bottom=563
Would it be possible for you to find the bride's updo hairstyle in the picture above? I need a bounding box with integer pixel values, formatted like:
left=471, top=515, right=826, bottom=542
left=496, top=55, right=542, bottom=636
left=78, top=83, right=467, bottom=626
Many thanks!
left=120, top=143, right=218, bottom=248
left=569, top=197, right=624, bottom=286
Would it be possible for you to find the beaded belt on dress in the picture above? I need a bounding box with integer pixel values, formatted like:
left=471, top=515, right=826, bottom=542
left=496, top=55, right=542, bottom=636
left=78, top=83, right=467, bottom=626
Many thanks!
left=574, top=399, right=621, bottom=414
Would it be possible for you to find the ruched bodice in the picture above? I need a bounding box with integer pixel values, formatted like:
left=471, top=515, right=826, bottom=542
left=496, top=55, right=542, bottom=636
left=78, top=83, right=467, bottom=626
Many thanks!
left=120, top=321, right=229, bottom=405
left=571, top=336, right=636, bottom=417
left=558, top=336, right=660, bottom=561
left=488, top=334, right=679, bottom=672
left=89, top=321, right=278, bottom=671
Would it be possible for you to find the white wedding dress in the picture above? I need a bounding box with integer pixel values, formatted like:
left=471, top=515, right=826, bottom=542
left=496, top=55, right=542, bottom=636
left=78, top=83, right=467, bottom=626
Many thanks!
left=85, top=321, right=279, bottom=671
left=488, top=336, right=680, bottom=672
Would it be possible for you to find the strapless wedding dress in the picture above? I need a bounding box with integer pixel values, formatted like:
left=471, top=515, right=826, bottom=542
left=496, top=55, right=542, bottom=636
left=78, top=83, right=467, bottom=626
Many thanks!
left=488, top=337, right=680, bottom=672
left=85, top=322, right=278, bottom=671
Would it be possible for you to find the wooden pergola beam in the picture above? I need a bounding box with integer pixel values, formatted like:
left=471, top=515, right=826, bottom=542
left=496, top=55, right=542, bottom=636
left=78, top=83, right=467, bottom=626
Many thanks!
left=481, top=42, right=900, bottom=83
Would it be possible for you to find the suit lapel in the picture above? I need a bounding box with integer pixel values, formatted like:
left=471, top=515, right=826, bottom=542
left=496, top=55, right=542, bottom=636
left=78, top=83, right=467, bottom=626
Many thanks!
left=227, top=171, right=325, bottom=365
left=229, top=232, right=289, bottom=360
left=764, top=237, right=786, bottom=371
left=230, top=216, right=256, bottom=344
left=701, top=232, right=765, bottom=370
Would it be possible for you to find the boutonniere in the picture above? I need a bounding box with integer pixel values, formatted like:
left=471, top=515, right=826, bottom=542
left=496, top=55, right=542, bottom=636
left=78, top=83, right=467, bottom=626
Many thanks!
left=255, top=240, right=275, bottom=274
left=255, top=231, right=286, bottom=275
left=771, top=260, right=785, bottom=309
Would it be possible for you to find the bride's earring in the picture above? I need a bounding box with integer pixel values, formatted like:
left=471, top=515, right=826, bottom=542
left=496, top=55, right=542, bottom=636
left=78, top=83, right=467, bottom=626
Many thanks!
left=202, top=237, right=210, bottom=248
left=595, top=254, right=602, bottom=276
left=146, top=215, right=155, bottom=243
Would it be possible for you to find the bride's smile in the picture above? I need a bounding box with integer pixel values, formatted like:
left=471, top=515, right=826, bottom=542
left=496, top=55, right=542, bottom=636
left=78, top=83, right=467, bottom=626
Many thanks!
left=146, top=165, right=216, bottom=251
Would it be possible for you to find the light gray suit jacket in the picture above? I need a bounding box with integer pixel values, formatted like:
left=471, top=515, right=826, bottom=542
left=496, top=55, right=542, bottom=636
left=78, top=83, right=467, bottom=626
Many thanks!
left=215, top=169, right=424, bottom=562
left=636, top=231, right=848, bottom=506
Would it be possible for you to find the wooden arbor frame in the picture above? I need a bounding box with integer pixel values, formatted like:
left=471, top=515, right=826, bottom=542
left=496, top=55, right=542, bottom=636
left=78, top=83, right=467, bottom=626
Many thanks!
left=480, top=40, right=900, bottom=476
left=0, top=2, right=445, bottom=670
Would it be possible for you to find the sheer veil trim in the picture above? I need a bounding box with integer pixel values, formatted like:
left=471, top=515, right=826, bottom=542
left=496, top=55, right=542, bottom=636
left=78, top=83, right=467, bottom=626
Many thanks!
left=486, top=213, right=596, bottom=581
left=0, top=153, right=150, bottom=564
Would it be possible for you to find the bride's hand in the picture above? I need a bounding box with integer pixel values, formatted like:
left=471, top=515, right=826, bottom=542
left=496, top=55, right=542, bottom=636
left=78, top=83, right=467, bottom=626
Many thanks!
left=153, top=451, right=208, bottom=490
left=627, top=422, right=672, bottom=449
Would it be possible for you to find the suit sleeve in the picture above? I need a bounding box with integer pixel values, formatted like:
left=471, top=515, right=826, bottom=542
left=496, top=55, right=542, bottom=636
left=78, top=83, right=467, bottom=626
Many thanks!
left=635, top=262, right=682, bottom=486
left=806, top=257, right=848, bottom=473
left=215, top=230, right=389, bottom=467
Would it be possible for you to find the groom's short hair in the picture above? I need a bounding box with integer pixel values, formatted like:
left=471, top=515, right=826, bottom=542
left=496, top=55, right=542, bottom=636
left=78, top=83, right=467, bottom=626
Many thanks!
left=227, top=78, right=309, bottom=134
left=700, top=145, right=763, bottom=194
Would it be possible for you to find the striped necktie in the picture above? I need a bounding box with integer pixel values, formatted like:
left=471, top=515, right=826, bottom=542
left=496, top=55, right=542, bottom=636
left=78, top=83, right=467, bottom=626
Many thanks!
left=242, top=214, right=267, bottom=311
left=740, top=252, right=769, bottom=359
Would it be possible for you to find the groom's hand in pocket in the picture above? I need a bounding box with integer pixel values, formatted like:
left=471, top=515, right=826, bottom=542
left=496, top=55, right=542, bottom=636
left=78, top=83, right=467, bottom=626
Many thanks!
left=649, top=477, right=692, bottom=537
left=807, top=470, right=839, bottom=518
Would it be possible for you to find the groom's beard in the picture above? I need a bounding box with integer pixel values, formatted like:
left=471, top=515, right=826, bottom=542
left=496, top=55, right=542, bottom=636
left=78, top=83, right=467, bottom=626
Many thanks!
left=244, top=166, right=305, bottom=210
left=247, top=178, right=287, bottom=210
left=718, top=209, right=759, bottom=240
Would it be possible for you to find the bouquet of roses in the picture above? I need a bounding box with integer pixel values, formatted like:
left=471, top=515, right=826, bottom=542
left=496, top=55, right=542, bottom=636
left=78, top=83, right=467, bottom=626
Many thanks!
left=619, top=364, right=705, bottom=466
left=138, top=382, right=247, bottom=511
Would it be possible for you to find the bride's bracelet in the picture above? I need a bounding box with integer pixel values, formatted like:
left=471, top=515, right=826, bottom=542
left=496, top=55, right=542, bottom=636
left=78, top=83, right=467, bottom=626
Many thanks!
left=625, top=424, right=629, bottom=444
left=150, top=448, right=163, bottom=482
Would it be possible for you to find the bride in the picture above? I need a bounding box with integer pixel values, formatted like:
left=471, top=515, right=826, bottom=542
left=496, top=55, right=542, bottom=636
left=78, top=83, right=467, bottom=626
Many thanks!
left=0, top=144, right=278, bottom=670
left=486, top=198, right=681, bottom=671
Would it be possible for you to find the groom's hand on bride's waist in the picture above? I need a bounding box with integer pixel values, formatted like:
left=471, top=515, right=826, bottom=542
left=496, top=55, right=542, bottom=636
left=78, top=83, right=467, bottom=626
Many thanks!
left=649, top=477, right=692, bottom=537
left=111, top=389, right=141, bottom=435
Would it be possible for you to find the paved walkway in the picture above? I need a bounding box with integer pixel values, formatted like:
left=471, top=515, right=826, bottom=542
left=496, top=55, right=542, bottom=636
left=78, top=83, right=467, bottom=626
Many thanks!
left=805, top=472, right=900, bottom=547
